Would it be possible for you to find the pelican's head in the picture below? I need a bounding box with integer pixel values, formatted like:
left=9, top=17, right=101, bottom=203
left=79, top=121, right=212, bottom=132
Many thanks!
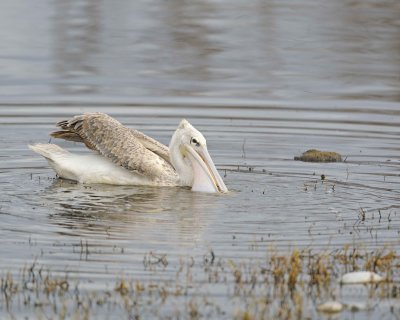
left=169, top=119, right=228, bottom=193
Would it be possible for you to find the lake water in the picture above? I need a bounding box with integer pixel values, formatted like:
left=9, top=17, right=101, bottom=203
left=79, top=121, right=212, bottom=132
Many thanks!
left=0, top=0, right=399, bottom=319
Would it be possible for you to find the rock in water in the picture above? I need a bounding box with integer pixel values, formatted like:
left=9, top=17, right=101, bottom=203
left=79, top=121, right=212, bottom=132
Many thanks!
left=294, top=149, right=342, bottom=162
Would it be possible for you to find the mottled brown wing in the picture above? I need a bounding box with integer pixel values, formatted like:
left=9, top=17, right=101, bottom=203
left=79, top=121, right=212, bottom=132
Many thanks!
left=52, top=122, right=171, bottom=162
left=51, top=113, right=177, bottom=182
left=128, top=128, right=170, bottom=164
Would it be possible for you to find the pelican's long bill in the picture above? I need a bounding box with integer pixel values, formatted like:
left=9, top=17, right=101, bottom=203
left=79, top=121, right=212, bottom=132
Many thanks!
left=186, top=145, right=228, bottom=193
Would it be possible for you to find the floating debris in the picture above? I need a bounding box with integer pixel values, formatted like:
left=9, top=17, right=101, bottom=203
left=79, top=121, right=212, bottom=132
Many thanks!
left=340, top=271, right=384, bottom=284
left=316, top=301, right=344, bottom=313
left=294, top=149, right=342, bottom=162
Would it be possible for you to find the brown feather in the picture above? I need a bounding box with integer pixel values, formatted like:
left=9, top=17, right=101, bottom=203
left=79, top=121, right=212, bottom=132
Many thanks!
left=50, top=131, right=83, bottom=143
left=50, top=113, right=178, bottom=183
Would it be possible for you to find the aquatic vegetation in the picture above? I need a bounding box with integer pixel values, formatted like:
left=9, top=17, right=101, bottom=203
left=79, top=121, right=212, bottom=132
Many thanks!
left=294, top=149, right=342, bottom=162
left=0, top=247, right=398, bottom=319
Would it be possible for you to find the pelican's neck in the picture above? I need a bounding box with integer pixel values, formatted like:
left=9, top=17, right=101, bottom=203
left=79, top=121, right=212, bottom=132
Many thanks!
left=169, top=132, right=193, bottom=186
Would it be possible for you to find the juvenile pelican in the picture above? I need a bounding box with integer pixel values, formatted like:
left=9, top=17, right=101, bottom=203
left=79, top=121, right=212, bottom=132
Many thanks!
left=29, top=113, right=228, bottom=193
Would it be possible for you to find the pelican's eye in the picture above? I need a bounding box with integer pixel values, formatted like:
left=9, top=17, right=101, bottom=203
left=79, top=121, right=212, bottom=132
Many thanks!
left=190, top=137, right=200, bottom=147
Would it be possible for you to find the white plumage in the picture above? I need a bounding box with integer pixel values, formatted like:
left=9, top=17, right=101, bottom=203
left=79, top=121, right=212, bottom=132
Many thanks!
left=30, top=113, right=228, bottom=193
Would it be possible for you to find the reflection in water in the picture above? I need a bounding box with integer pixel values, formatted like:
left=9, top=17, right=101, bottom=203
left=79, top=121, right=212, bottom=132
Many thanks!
left=0, top=0, right=399, bottom=102
left=320, top=0, right=400, bottom=101
left=41, top=179, right=218, bottom=246
left=161, top=0, right=220, bottom=95
left=52, top=0, right=100, bottom=94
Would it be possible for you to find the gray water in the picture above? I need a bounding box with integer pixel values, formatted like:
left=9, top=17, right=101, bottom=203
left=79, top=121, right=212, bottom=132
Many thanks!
left=0, top=0, right=399, bottom=319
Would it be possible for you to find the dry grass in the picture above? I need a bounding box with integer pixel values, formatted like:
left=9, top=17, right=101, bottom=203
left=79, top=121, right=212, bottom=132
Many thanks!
left=0, top=246, right=399, bottom=319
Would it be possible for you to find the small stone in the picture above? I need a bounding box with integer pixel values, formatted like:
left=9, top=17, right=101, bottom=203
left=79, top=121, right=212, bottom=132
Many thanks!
left=316, top=301, right=344, bottom=313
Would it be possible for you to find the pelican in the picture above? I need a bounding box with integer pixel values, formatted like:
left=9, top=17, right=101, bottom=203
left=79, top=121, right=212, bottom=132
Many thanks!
left=29, top=113, right=228, bottom=193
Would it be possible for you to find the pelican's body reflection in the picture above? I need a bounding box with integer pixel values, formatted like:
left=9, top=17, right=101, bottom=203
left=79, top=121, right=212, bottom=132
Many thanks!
left=42, top=179, right=221, bottom=247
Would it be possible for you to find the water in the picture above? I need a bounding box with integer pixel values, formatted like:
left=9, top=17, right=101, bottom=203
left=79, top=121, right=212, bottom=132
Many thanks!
left=0, top=0, right=399, bottom=319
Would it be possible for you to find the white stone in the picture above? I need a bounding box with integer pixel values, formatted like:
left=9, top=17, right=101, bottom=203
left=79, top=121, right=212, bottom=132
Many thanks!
left=340, top=271, right=384, bottom=284
left=316, top=301, right=344, bottom=313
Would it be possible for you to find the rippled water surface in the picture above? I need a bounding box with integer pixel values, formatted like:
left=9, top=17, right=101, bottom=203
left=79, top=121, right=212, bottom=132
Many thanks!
left=0, top=0, right=400, bottom=319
